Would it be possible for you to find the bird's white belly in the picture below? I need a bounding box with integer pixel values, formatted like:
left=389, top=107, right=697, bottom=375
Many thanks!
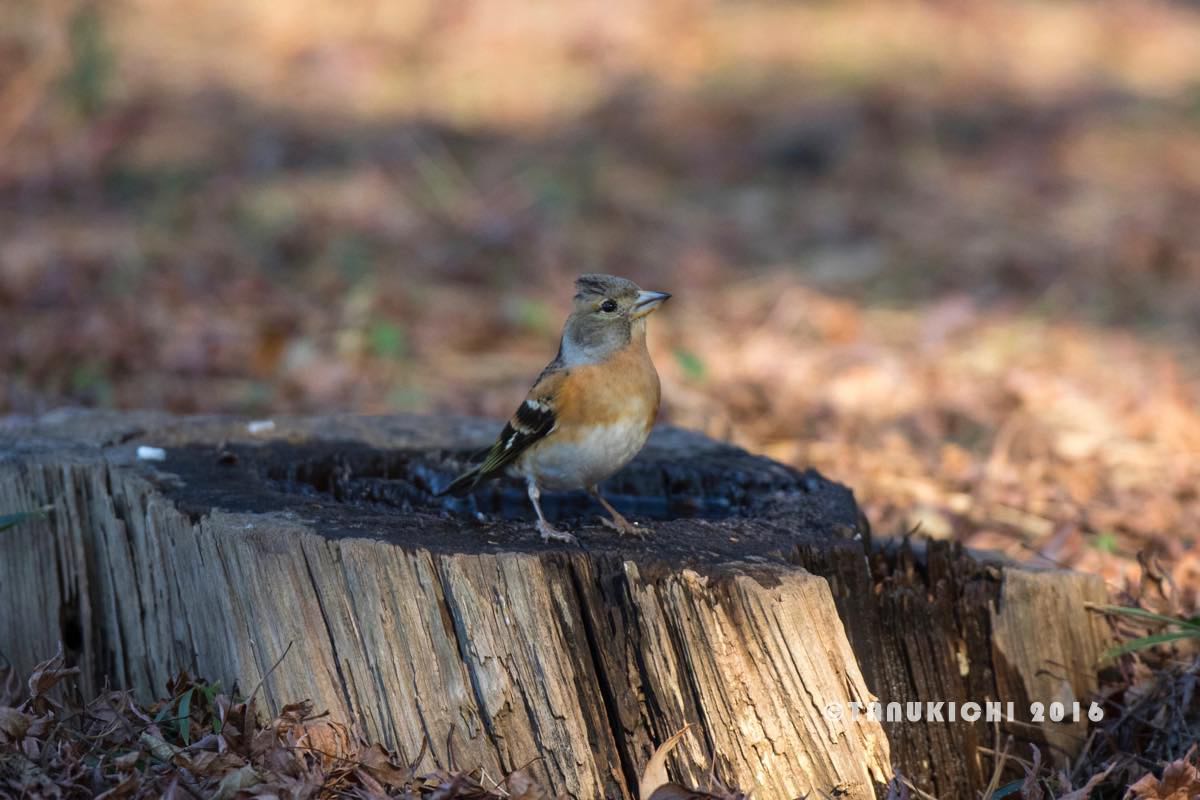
left=522, top=420, right=650, bottom=491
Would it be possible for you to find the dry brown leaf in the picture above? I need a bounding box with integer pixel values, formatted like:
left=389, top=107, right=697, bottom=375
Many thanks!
left=640, top=725, right=692, bottom=800
left=275, top=699, right=314, bottom=731
left=183, top=749, right=244, bottom=777
left=160, top=777, right=182, bottom=800
left=139, top=732, right=182, bottom=764
left=259, top=739, right=300, bottom=777
left=351, top=767, right=391, bottom=799
left=0, top=707, right=31, bottom=743
left=95, top=773, right=141, bottom=800
left=428, top=773, right=471, bottom=800
left=1055, top=764, right=1113, bottom=800
left=358, top=742, right=413, bottom=787
left=507, top=769, right=550, bottom=800
left=1127, top=756, right=1200, bottom=800
left=26, top=649, right=78, bottom=702
left=0, top=655, right=561, bottom=799
left=112, top=750, right=140, bottom=771
left=213, top=764, right=262, bottom=800
left=1019, top=745, right=1044, bottom=800
left=301, top=717, right=354, bottom=760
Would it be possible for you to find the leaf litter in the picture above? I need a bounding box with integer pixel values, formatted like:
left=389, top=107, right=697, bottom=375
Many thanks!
left=0, top=653, right=751, bottom=800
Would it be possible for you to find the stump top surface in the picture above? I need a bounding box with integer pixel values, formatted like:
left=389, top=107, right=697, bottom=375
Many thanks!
left=3, top=410, right=863, bottom=564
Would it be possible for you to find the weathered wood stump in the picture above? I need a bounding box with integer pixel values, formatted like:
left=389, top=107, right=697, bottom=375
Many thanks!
left=0, top=411, right=1110, bottom=798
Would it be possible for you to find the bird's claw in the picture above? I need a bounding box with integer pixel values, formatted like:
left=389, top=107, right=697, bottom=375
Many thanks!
left=600, top=515, right=650, bottom=538
left=537, top=520, right=578, bottom=545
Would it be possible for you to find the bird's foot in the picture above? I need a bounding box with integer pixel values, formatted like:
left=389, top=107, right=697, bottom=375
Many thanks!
left=537, top=519, right=579, bottom=545
left=600, top=513, right=650, bottom=538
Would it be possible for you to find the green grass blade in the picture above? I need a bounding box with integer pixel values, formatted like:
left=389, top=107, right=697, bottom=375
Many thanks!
left=991, top=780, right=1025, bottom=799
left=199, top=681, right=223, bottom=734
left=177, top=687, right=194, bottom=745
left=1104, top=629, right=1200, bottom=660
left=1089, top=603, right=1200, bottom=630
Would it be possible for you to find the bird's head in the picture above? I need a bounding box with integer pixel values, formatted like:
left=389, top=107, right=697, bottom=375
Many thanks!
left=559, top=274, right=670, bottom=364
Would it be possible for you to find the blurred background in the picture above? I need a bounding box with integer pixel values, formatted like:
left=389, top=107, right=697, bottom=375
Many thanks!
left=3, top=0, right=1200, bottom=601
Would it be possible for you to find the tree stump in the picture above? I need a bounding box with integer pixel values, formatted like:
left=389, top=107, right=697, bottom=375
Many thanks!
left=0, top=411, right=1110, bottom=799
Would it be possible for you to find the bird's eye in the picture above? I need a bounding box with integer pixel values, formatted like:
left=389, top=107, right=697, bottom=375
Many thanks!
left=600, top=299, right=618, bottom=313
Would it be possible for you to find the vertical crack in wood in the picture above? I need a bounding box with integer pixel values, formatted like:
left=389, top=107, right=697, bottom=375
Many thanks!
left=432, top=556, right=505, bottom=765
left=431, top=553, right=626, bottom=797
left=330, top=547, right=408, bottom=755
left=418, top=550, right=493, bottom=763
left=104, top=465, right=153, bottom=693
left=624, top=574, right=708, bottom=770
left=655, top=576, right=723, bottom=781
left=300, top=543, right=360, bottom=738
left=84, top=467, right=132, bottom=693
left=565, top=556, right=639, bottom=798
left=169, top=508, right=204, bottom=679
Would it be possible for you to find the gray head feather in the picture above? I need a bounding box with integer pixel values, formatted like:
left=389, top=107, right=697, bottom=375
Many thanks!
left=559, top=274, right=648, bottom=365
left=574, top=273, right=640, bottom=301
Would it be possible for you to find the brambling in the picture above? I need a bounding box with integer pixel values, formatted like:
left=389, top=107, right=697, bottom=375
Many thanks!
left=440, top=274, right=671, bottom=543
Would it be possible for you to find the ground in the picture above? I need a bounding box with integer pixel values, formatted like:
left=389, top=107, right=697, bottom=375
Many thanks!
left=2, top=0, right=1200, bottom=795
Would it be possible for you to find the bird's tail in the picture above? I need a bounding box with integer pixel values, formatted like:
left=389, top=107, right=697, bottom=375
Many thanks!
left=436, top=466, right=483, bottom=497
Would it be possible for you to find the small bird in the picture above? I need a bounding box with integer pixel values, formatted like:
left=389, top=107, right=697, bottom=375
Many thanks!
left=440, top=274, right=671, bottom=543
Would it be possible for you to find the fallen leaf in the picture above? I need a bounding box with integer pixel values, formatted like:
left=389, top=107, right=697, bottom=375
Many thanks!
left=1127, top=755, right=1200, bottom=800
left=26, top=649, right=79, bottom=700
left=1020, top=745, right=1044, bottom=800
left=0, top=707, right=31, bottom=742
left=640, top=725, right=692, bottom=800
left=507, top=769, right=550, bottom=800
left=213, top=764, right=262, bottom=800
left=95, top=773, right=141, bottom=799
left=112, top=750, right=140, bottom=770
left=1056, top=764, right=1114, bottom=800
left=358, top=742, right=412, bottom=787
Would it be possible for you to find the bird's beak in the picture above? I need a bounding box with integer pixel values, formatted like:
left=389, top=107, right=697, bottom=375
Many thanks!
left=631, top=290, right=671, bottom=319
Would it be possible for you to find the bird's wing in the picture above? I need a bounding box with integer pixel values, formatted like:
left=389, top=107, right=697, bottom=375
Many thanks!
left=474, top=367, right=563, bottom=478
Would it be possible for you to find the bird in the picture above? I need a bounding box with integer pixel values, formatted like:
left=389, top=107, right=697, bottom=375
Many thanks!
left=439, top=274, right=671, bottom=544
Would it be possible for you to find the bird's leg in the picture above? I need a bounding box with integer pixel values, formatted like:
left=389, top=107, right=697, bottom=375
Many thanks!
left=527, top=479, right=577, bottom=545
left=589, top=486, right=648, bottom=537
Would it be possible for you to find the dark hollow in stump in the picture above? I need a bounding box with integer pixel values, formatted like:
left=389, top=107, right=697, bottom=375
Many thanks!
left=0, top=411, right=1110, bottom=799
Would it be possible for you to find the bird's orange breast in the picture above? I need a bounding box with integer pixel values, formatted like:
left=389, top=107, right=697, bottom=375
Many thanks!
left=554, top=341, right=660, bottom=438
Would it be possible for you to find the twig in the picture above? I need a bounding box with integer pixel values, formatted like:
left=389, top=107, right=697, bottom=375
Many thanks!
left=978, top=745, right=1035, bottom=773
left=980, top=734, right=1011, bottom=800
left=900, top=775, right=941, bottom=800
left=246, top=640, right=294, bottom=706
